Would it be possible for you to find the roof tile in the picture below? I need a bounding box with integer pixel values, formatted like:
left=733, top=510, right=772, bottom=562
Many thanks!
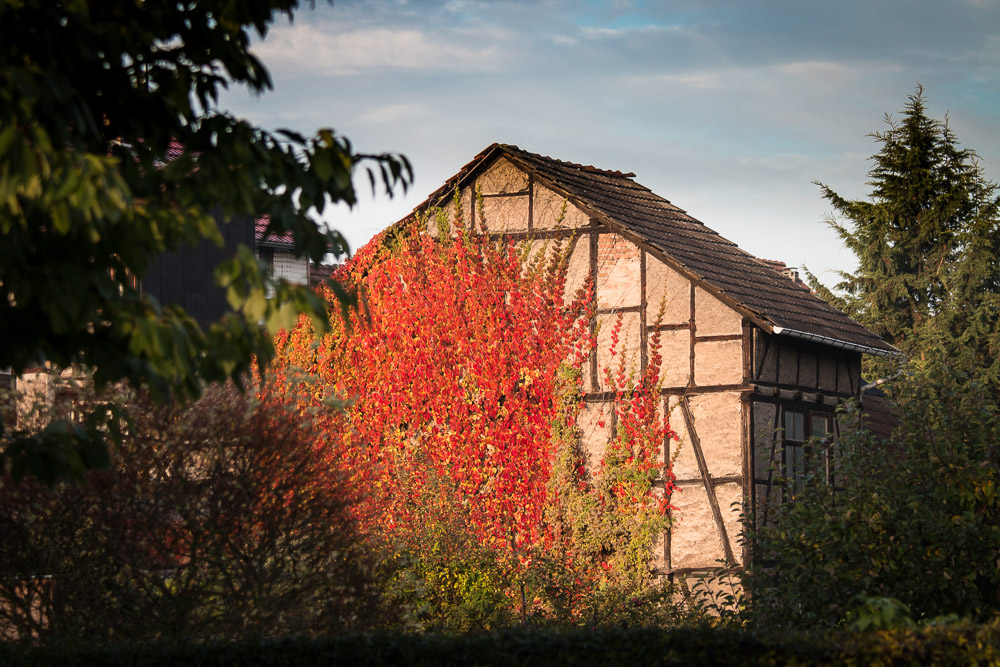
left=414, top=143, right=897, bottom=356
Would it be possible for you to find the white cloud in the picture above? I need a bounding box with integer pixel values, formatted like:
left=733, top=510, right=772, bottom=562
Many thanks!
left=357, top=103, right=430, bottom=124
left=579, top=24, right=683, bottom=40
left=627, top=59, right=901, bottom=97
left=252, top=23, right=502, bottom=76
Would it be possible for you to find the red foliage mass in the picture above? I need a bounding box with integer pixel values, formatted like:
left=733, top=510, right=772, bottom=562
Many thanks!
left=266, top=204, right=674, bottom=576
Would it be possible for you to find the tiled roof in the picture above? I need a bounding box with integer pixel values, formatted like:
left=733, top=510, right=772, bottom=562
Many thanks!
left=254, top=215, right=295, bottom=248
left=418, top=143, right=898, bottom=357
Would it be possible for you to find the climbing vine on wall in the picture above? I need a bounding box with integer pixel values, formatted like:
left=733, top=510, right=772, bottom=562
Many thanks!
left=266, top=191, right=677, bottom=626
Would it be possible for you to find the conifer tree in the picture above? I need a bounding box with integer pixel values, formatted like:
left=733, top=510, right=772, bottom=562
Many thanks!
left=815, top=87, right=1000, bottom=388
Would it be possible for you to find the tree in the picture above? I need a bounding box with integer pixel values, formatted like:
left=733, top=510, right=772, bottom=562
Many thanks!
left=0, top=1, right=411, bottom=481
left=812, top=86, right=1000, bottom=386
left=750, top=88, right=1000, bottom=629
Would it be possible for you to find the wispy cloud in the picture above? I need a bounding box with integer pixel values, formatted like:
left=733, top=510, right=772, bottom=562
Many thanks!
left=579, top=24, right=683, bottom=39
left=357, top=103, right=430, bottom=125
left=627, top=59, right=899, bottom=95
left=253, top=23, right=502, bottom=77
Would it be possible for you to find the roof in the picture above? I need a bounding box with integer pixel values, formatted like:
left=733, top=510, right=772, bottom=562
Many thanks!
left=415, top=143, right=898, bottom=357
left=254, top=215, right=295, bottom=249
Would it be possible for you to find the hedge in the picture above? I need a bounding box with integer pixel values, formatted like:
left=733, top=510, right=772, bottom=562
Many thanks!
left=4, top=623, right=1000, bottom=666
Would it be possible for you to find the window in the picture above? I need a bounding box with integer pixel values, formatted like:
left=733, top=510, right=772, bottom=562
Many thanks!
left=782, top=409, right=833, bottom=494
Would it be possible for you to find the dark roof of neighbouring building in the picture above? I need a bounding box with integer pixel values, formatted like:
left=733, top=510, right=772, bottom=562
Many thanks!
left=254, top=215, right=295, bottom=249
left=413, top=143, right=899, bottom=357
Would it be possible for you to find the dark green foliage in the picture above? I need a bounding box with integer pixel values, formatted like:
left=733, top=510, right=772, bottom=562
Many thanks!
left=6, top=623, right=1000, bottom=666
left=0, top=383, right=380, bottom=642
left=814, top=86, right=1000, bottom=387
left=751, top=88, right=1000, bottom=630
left=0, top=0, right=411, bottom=481
left=746, top=364, right=1000, bottom=628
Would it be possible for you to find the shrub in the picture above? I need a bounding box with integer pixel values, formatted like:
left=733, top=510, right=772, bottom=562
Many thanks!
left=744, top=361, right=1000, bottom=629
left=0, top=381, right=376, bottom=642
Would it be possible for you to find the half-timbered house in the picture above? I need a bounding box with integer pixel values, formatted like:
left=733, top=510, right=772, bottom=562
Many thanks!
left=406, top=143, right=899, bottom=582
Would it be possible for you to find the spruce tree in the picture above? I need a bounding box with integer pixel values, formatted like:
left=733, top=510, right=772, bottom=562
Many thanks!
left=815, top=87, right=1000, bottom=388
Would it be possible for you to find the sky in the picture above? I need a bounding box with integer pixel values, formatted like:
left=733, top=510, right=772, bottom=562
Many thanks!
left=220, top=0, right=1000, bottom=285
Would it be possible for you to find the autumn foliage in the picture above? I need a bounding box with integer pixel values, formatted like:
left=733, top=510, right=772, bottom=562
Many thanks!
left=267, top=194, right=677, bottom=626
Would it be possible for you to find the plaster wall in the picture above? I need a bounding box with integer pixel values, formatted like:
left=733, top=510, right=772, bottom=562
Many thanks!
left=596, top=233, right=641, bottom=310
left=478, top=157, right=528, bottom=195
left=695, top=287, right=742, bottom=336
left=656, top=329, right=691, bottom=389
left=694, top=340, right=743, bottom=386
left=480, top=195, right=529, bottom=233
left=687, top=392, right=743, bottom=477
left=668, top=482, right=742, bottom=569
left=645, top=255, right=688, bottom=325
left=534, top=184, right=590, bottom=229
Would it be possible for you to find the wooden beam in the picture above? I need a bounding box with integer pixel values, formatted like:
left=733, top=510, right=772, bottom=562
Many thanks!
left=488, top=228, right=587, bottom=242
left=673, top=475, right=742, bottom=486
left=679, top=396, right=737, bottom=566
left=750, top=379, right=854, bottom=400
left=652, top=322, right=691, bottom=332
left=688, top=282, right=696, bottom=387
left=527, top=173, right=534, bottom=232
left=640, top=249, right=648, bottom=372
left=658, top=383, right=753, bottom=396
left=470, top=179, right=477, bottom=230
left=755, top=332, right=772, bottom=381
left=750, top=394, right=840, bottom=411
left=479, top=190, right=530, bottom=198
left=741, top=320, right=754, bottom=566
left=589, top=220, right=599, bottom=391
left=662, top=396, right=672, bottom=573
left=695, top=333, right=743, bottom=343
left=596, top=304, right=642, bottom=316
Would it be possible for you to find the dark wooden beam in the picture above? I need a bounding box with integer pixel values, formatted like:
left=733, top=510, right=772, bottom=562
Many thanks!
left=589, top=220, right=599, bottom=391
left=673, top=475, right=742, bottom=486
left=658, top=383, right=753, bottom=397
left=695, top=333, right=743, bottom=343
left=750, top=379, right=854, bottom=400
left=527, top=172, right=534, bottom=232
left=688, top=282, right=696, bottom=387
left=488, top=228, right=583, bottom=242
left=652, top=322, right=691, bottom=331
left=640, top=249, right=648, bottom=372
left=596, top=304, right=642, bottom=316
left=479, top=190, right=530, bottom=198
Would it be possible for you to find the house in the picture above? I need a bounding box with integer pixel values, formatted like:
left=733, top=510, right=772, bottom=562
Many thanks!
left=404, top=143, right=899, bottom=581
left=9, top=212, right=317, bottom=422
left=254, top=215, right=313, bottom=288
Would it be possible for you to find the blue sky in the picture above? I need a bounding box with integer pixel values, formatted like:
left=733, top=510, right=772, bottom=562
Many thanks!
left=221, top=0, right=1000, bottom=285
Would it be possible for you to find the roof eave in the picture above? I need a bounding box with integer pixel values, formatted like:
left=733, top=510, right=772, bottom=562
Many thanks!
left=771, top=326, right=902, bottom=358
left=256, top=239, right=296, bottom=250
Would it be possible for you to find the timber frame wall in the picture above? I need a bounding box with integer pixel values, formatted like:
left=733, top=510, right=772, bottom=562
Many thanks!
left=431, top=156, right=862, bottom=581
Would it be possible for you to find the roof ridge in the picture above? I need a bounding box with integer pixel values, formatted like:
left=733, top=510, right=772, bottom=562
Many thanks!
left=500, top=144, right=636, bottom=179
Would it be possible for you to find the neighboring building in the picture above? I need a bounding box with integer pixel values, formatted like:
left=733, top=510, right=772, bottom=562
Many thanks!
left=10, top=213, right=316, bottom=418
left=142, top=208, right=256, bottom=326
left=254, top=216, right=312, bottom=288
left=404, top=143, right=899, bottom=581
